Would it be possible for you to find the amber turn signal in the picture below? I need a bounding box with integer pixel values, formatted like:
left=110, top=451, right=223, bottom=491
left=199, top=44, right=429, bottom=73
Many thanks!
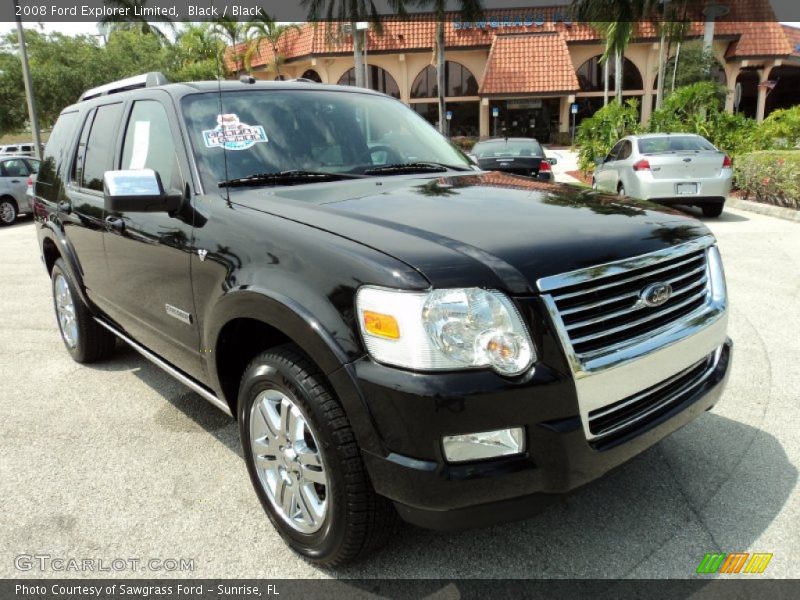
left=362, top=310, right=400, bottom=340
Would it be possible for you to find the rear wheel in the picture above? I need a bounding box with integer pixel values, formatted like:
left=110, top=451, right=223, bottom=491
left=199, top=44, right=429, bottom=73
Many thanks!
left=0, top=197, right=17, bottom=226
left=702, top=203, right=724, bottom=217
left=50, top=259, right=116, bottom=363
left=238, top=345, right=397, bottom=566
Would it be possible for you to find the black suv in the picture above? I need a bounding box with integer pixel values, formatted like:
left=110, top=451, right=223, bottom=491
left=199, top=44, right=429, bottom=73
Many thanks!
left=34, top=73, right=732, bottom=566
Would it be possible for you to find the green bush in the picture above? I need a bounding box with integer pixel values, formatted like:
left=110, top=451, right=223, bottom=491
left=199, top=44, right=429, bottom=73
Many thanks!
left=755, top=106, right=800, bottom=150
left=576, top=99, right=640, bottom=172
left=450, top=136, right=478, bottom=151
left=734, top=151, right=800, bottom=208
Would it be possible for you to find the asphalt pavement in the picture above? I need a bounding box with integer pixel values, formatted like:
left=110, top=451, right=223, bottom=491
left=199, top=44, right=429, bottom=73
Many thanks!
left=1, top=202, right=798, bottom=580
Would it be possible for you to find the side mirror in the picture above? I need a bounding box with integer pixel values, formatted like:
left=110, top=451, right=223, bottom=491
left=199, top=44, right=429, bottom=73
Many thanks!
left=465, top=152, right=478, bottom=165
left=546, top=157, right=558, bottom=165
left=103, top=169, right=182, bottom=213
left=593, top=156, right=604, bottom=166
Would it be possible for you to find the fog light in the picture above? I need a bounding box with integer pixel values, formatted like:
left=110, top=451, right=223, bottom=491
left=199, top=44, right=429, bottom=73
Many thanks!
left=442, top=427, right=525, bottom=463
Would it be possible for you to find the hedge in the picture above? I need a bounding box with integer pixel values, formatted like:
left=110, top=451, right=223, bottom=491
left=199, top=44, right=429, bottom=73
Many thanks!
left=734, top=151, right=800, bottom=209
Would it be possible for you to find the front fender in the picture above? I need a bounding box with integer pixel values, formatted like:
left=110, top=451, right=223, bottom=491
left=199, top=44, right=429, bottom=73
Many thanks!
left=204, top=287, right=387, bottom=455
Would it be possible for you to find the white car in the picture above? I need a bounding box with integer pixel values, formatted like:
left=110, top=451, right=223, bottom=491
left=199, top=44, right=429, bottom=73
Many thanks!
left=0, top=156, right=40, bottom=225
left=592, top=133, right=732, bottom=217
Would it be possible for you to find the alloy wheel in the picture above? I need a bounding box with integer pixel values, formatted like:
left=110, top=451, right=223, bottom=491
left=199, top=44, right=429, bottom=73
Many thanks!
left=249, top=389, right=329, bottom=534
left=54, top=273, right=78, bottom=348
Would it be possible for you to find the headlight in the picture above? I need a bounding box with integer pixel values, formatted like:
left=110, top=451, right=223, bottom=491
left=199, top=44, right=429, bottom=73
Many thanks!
left=707, top=245, right=727, bottom=305
left=356, top=286, right=535, bottom=376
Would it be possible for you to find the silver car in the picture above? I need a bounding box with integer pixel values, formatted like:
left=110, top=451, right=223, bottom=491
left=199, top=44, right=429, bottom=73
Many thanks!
left=0, top=156, right=40, bottom=225
left=592, top=133, right=732, bottom=217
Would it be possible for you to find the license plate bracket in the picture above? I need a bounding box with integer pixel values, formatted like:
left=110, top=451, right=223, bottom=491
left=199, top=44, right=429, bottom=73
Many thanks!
left=677, top=183, right=698, bottom=195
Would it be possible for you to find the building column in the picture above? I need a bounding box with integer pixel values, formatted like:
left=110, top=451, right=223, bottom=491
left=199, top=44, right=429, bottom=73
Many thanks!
left=724, top=64, right=739, bottom=113
left=479, top=98, right=490, bottom=138
left=756, top=65, right=771, bottom=122
left=559, top=97, right=571, bottom=134
left=398, top=54, right=409, bottom=105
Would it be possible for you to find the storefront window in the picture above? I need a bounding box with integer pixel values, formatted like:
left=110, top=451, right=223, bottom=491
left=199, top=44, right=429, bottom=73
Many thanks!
left=338, top=66, right=400, bottom=98
left=411, top=62, right=479, bottom=98
left=576, top=56, right=643, bottom=92
left=487, top=98, right=561, bottom=142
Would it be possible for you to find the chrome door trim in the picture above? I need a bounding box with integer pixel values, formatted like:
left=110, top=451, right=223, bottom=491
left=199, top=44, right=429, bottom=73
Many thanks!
left=94, top=317, right=232, bottom=417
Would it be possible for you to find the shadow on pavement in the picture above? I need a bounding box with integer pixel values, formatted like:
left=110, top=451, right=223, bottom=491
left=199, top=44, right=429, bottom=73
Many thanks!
left=86, top=343, right=795, bottom=579
left=674, top=205, right=750, bottom=223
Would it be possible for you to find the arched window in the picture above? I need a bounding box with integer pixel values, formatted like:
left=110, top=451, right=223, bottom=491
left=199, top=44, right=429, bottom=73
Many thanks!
left=576, top=55, right=643, bottom=92
left=301, top=69, right=322, bottom=83
left=410, top=61, right=479, bottom=98
left=337, top=65, right=400, bottom=98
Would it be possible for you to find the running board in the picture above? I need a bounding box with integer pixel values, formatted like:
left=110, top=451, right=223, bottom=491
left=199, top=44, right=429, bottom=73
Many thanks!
left=93, top=318, right=233, bottom=417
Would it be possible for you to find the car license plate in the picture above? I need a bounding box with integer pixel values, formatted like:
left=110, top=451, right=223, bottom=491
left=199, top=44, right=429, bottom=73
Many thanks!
left=677, top=183, right=697, bottom=194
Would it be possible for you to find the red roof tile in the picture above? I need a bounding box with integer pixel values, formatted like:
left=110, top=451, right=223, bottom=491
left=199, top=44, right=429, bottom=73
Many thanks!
left=480, top=33, right=578, bottom=95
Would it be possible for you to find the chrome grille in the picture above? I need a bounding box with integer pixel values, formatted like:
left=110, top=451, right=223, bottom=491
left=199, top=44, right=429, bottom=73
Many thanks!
left=588, top=349, right=719, bottom=442
left=547, top=247, right=710, bottom=359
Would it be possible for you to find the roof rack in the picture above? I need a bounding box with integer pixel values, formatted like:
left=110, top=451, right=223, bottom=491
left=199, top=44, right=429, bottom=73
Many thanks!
left=79, top=72, right=169, bottom=102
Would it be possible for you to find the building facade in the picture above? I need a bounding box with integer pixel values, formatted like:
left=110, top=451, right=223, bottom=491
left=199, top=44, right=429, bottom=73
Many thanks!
left=228, top=2, right=800, bottom=141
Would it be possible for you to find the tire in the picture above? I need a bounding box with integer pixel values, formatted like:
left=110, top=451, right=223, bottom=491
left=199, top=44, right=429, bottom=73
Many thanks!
left=51, top=258, right=116, bottom=363
left=702, top=203, right=724, bottom=217
left=0, top=197, right=17, bottom=226
left=238, top=345, right=397, bottom=567
left=591, top=177, right=597, bottom=190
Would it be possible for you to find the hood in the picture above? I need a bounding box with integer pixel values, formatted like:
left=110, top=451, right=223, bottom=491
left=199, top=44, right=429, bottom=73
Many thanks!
left=229, top=172, right=712, bottom=295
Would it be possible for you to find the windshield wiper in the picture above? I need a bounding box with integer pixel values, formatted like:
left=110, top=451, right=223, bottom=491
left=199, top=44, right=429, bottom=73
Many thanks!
left=363, top=161, right=470, bottom=175
left=219, top=170, right=365, bottom=188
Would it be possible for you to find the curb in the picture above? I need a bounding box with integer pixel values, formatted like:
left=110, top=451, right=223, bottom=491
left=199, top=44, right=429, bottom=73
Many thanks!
left=725, top=197, right=800, bottom=223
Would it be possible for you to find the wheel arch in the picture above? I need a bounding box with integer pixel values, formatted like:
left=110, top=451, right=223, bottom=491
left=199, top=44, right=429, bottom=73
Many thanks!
left=207, top=289, right=385, bottom=455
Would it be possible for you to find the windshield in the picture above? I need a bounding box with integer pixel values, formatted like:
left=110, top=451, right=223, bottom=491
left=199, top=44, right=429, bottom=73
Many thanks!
left=638, top=136, right=717, bottom=154
left=472, top=140, right=543, bottom=159
left=182, top=89, right=470, bottom=188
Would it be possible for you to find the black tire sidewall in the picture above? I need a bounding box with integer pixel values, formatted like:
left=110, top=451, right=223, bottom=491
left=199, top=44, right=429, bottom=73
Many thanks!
left=238, top=355, right=351, bottom=562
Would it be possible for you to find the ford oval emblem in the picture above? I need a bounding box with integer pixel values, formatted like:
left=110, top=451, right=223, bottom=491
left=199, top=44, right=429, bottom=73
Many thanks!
left=640, top=282, right=672, bottom=307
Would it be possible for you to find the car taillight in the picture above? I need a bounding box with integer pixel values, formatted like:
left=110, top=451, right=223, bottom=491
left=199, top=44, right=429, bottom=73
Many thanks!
left=633, top=159, right=651, bottom=171
left=26, top=177, right=33, bottom=187
left=722, top=155, right=732, bottom=169
left=539, top=160, right=551, bottom=172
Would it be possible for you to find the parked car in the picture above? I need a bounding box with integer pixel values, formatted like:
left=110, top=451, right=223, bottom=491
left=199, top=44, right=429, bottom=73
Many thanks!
left=0, top=156, right=40, bottom=225
left=34, top=73, right=731, bottom=566
left=592, top=133, right=732, bottom=217
left=0, top=143, right=38, bottom=157
left=470, top=137, right=556, bottom=180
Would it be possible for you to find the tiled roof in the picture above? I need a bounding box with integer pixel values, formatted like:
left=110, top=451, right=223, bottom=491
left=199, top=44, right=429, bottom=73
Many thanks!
left=480, top=33, right=578, bottom=95
left=225, top=0, right=797, bottom=72
left=781, top=25, right=800, bottom=57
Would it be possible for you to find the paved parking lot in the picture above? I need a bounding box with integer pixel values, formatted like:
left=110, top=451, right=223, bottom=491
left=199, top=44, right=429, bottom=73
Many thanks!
left=1, top=204, right=798, bottom=579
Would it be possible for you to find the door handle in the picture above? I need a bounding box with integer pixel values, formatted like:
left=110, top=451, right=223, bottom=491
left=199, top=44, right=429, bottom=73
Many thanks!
left=58, top=201, right=71, bottom=214
left=105, top=215, right=125, bottom=232
left=10, top=179, right=20, bottom=184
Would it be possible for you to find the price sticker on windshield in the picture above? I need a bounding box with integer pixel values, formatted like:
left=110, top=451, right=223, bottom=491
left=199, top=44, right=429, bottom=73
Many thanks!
left=203, top=114, right=268, bottom=151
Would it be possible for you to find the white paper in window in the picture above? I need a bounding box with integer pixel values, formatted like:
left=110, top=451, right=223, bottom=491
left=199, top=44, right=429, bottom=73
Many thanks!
left=128, top=121, right=151, bottom=169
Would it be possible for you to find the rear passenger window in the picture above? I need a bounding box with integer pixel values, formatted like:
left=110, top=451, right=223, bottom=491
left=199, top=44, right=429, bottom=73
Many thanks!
left=1, top=159, right=31, bottom=177
left=618, top=141, right=632, bottom=160
left=121, top=100, right=182, bottom=190
left=80, top=103, right=123, bottom=191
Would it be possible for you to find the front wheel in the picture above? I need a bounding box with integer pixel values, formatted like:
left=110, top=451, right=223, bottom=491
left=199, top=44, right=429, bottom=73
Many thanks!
left=238, top=345, right=397, bottom=567
left=702, top=204, right=724, bottom=217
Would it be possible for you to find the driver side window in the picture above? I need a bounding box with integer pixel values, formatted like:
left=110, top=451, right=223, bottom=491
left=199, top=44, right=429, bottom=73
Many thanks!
left=606, top=141, right=625, bottom=163
left=121, top=100, right=182, bottom=191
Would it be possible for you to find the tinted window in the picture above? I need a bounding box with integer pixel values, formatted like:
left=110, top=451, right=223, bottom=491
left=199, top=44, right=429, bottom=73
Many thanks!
left=472, top=140, right=544, bottom=158
left=0, top=159, right=31, bottom=177
left=638, top=136, right=717, bottom=153
left=411, top=62, right=479, bottom=98
left=606, top=141, right=625, bottom=161
left=82, top=103, right=123, bottom=191
left=23, top=158, right=40, bottom=174
left=121, top=100, right=182, bottom=190
left=618, top=141, right=632, bottom=160
left=41, top=111, right=79, bottom=184
left=5, top=146, right=19, bottom=153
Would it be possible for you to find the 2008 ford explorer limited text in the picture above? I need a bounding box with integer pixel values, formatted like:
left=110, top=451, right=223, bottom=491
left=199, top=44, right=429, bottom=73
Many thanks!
left=33, top=73, right=731, bottom=566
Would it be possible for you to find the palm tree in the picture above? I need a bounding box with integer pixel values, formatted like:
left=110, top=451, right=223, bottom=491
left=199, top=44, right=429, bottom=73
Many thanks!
left=415, top=0, right=483, bottom=134
left=303, top=0, right=405, bottom=89
left=573, top=1, right=657, bottom=103
left=99, top=0, right=174, bottom=42
left=245, top=15, right=301, bottom=78
left=212, top=16, right=247, bottom=75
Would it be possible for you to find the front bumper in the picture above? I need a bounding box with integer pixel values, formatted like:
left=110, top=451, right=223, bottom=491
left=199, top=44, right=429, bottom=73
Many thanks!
left=357, top=337, right=732, bottom=530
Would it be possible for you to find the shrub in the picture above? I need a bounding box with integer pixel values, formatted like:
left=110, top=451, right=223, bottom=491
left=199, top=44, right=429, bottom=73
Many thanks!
left=450, top=136, right=478, bottom=151
left=576, top=98, right=640, bottom=172
left=755, top=106, right=800, bottom=150
left=734, top=151, right=800, bottom=208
